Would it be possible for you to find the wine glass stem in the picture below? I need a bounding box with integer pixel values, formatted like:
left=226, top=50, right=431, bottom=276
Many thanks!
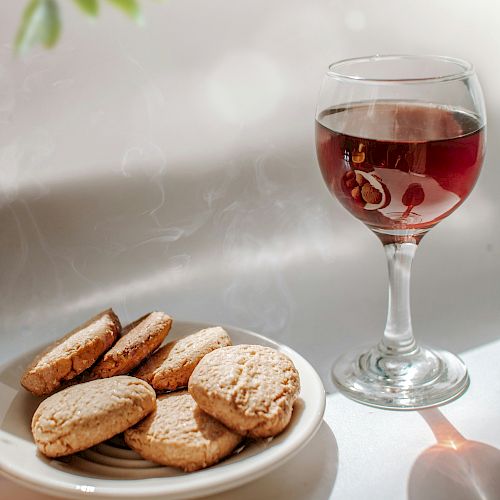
left=380, top=242, right=418, bottom=355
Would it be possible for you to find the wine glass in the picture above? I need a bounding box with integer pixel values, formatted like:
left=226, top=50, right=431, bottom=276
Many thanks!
left=315, top=55, right=486, bottom=409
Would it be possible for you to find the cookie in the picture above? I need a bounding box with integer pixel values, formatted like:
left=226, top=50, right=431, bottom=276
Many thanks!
left=134, top=327, right=232, bottom=391
left=189, top=344, right=300, bottom=438
left=21, top=309, right=121, bottom=396
left=124, top=391, right=242, bottom=472
left=89, top=311, right=172, bottom=379
left=32, top=376, right=156, bottom=457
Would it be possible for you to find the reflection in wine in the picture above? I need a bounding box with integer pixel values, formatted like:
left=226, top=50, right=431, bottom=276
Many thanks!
left=316, top=102, right=485, bottom=243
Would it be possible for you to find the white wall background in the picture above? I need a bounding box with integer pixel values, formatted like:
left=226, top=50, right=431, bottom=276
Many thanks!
left=0, top=1, right=499, bottom=390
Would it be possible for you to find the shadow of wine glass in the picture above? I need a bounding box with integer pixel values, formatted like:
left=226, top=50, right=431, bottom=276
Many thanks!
left=408, top=408, right=500, bottom=500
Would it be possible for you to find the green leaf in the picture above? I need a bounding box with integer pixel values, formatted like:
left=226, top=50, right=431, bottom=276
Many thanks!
left=73, top=0, right=99, bottom=16
left=15, top=0, right=61, bottom=53
left=42, top=0, right=60, bottom=47
left=107, top=0, right=142, bottom=23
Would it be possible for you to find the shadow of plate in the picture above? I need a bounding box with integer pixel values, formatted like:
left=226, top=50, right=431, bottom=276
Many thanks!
left=206, top=420, right=338, bottom=500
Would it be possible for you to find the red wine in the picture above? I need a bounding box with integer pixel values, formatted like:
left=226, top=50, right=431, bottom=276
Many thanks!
left=316, top=101, right=485, bottom=242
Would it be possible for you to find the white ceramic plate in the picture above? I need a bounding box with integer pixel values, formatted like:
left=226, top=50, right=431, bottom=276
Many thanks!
left=0, top=321, right=325, bottom=500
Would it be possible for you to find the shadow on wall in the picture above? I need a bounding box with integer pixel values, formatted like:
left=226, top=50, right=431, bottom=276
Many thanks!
left=0, top=145, right=331, bottom=335
left=408, top=408, right=500, bottom=500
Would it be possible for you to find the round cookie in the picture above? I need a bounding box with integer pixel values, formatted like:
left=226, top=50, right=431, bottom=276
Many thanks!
left=189, top=344, right=300, bottom=438
left=89, top=311, right=172, bottom=379
left=31, top=376, right=156, bottom=457
left=134, top=327, right=232, bottom=391
left=21, top=309, right=121, bottom=396
left=124, top=391, right=242, bottom=472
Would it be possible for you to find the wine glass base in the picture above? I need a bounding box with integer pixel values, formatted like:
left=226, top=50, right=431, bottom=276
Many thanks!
left=332, top=344, right=469, bottom=410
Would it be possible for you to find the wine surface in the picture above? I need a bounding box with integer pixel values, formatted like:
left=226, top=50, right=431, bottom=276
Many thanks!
left=316, top=101, right=485, bottom=239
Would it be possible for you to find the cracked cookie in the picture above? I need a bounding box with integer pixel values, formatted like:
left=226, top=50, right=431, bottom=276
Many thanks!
left=124, top=391, right=242, bottom=471
left=134, top=326, right=231, bottom=391
left=188, top=344, right=300, bottom=438
left=31, top=376, right=156, bottom=457
left=21, top=309, right=121, bottom=396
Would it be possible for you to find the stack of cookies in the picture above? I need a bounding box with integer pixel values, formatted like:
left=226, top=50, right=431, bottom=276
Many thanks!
left=21, top=308, right=301, bottom=472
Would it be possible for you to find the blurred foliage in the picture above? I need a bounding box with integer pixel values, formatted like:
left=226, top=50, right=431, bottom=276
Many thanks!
left=15, top=0, right=143, bottom=54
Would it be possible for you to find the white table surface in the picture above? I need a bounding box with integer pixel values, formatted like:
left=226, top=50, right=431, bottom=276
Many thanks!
left=2, top=339, right=500, bottom=500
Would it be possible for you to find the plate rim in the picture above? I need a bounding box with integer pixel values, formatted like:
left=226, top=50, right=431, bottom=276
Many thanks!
left=0, top=320, right=326, bottom=499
